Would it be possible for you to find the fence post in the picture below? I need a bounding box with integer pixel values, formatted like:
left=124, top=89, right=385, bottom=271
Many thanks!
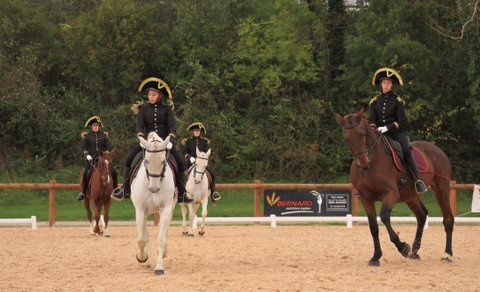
left=450, top=180, right=457, bottom=216
left=352, top=187, right=359, bottom=216
left=254, top=179, right=263, bottom=217
left=49, top=179, right=56, bottom=227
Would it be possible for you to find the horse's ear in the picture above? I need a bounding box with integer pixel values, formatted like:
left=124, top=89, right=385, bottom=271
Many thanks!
left=348, top=108, right=355, bottom=113
left=110, top=149, right=116, bottom=156
left=206, top=149, right=211, bottom=157
left=334, top=113, right=345, bottom=126
left=138, top=136, right=148, bottom=149
left=358, top=106, right=365, bottom=117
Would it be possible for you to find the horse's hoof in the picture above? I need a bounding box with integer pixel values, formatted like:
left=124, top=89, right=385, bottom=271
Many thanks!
left=104, top=233, right=111, bottom=238
left=154, top=269, right=164, bottom=276
left=401, top=243, right=411, bottom=258
left=182, top=231, right=188, bottom=236
left=408, top=253, right=420, bottom=260
left=136, top=253, right=149, bottom=263
left=187, top=233, right=194, bottom=237
left=198, top=230, right=205, bottom=236
left=368, top=260, right=380, bottom=267
left=441, top=253, right=453, bottom=263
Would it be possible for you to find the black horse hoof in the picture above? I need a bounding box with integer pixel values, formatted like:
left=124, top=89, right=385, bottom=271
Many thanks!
left=409, top=253, right=421, bottom=260
left=198, top=230, right=205, bottom=236
left=441, top=256, right=453, bottom=263
left=182, top=231, right=188, bottom=236
left=154, top=269, right=164, bottom=276
left=136, top=253, right=148, bottom=263
left=368, top=259, right=380, bottom=267
left=401, top=243, right=411, bottom=258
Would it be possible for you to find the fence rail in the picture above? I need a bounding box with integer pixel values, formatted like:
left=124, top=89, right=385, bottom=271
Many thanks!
left=0, top=179, right=473, bottom=227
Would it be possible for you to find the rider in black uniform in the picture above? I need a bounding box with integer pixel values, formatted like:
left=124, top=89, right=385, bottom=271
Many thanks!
left=181, top=122, right=221, bottom=202
left=112, top=78, right=192, bottom=202
left=368, top=67, right=427, bottom=194
left=77, top=116, right=118, bottom=201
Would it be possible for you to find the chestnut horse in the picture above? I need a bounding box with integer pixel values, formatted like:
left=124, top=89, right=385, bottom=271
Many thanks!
left=335, top=109, right=454, bottom=266
left=84, top=150, right=116, bottom=236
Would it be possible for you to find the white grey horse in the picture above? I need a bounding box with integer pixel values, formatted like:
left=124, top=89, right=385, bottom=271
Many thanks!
left=180, top=148, right=211, bottom=236
left=131, top=132, right=176, bottom=276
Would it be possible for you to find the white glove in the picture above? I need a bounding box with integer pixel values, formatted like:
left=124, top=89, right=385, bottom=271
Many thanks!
left=377, top=126, right=388, bottom=134
left=86, top=155, right=93, bottom=162
left=166, top=142, right=173, bottom=150
left=190, top=157, right=196, bottom=164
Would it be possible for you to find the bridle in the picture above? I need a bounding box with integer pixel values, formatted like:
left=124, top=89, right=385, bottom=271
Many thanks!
left=144, top=139, right=168, bottom=180
left=343, top=120, right=382, bottom=169
left=193, top=156, right=209, bottom=184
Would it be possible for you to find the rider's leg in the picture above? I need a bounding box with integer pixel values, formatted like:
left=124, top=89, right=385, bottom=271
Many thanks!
left=392, top=132, right=427, bottom=194
left=170, top=147, right=192, bottom=203
left=112, top=145, right=141, bottom=200
left=207, top=166, right=221, bottom=202
left=77, top=162, right=91, bottom=201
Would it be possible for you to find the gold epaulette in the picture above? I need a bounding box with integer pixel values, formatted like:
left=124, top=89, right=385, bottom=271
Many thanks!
left=396, top=96, right=405, bottom=106
left=202, top=137, right=211, bottom=144
left=181, top=138, right=187, bottom=146
left=369, top=96, right=378, bottom=106
left=80, top=131, right=88, bottom=138
left=104, top=131, right=109, bottom=137
left=130, top=101, right=144, bottom=115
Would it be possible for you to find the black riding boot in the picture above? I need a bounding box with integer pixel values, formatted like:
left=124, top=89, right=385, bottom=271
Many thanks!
left=177, top=174, right=193, bottom=203
left=77, top=171, right=88, bottom=201
left=407, top=155, right=427, bottom=194
left=112, top=167, right=131, bottom=200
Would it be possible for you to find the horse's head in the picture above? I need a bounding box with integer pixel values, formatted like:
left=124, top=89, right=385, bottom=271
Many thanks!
left=194, top=147, right=211, bottom=184
left=139, top=132, right=170, bottom=193
left=99, top=149, right=116, bottom=186
left=335, top=107, right=376, bottom=169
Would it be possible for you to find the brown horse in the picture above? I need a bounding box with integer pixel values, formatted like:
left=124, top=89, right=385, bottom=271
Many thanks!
left=335, top=108, right=454, bottom=266
left=84, top=150, right=116, bottom=236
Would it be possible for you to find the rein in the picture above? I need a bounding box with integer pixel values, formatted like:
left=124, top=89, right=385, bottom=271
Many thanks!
left=193, top=156, right=209, bottom=184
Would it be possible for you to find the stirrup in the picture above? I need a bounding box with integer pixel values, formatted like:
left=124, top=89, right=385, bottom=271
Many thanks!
left=415, top=180, right=427, bottom=194
left=211, top=191, right=221, bottom=202
left=111, top=187, right=125, bottom=201
left=76, top=193, right=85, bottom=201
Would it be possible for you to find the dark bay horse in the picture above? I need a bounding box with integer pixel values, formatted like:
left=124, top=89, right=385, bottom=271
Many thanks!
left=84, top=150, right=116, bottom=236
left=335, top=108, right=454, bottom=266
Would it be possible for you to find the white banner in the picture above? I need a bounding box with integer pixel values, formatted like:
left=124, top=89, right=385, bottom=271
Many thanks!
left=472, top=185, right=480, bottom=213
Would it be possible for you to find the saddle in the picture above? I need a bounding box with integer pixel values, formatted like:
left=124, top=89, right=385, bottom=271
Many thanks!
left=130, top=151, right=178, bottom=184
left=185, top=165, right=213, bottom=190
left=383, top=136, right=428, bottom=173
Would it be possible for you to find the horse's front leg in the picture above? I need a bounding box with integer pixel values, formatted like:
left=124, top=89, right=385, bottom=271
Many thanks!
left=381, top=193, right=411, bottom=258
left=84, top=196, right=95, bottom=235
left=198, top=197, right=208, bottom=236
left=187, top=202, right=196, bottom=236
left=179, top=203, right=188, bottom=235
left=93, top=199, right=101, bottom=234
left=135, top=208, right=149, bottom=264
left=103, top=196, right=112, bottom=237
left=361, top=197, right=382, bottom=266
left=155, top=203, right=174, bottom=275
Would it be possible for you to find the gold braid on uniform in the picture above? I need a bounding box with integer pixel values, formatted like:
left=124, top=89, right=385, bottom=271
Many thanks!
left=130, top=101, right=144, bottom=115
left=396, top=96, right=405, bottom=106
left=181, top=138, right=187, bottom=146
left=369, top=96, right=378, bottom=106
left=80, top=131, right=88, bottom=138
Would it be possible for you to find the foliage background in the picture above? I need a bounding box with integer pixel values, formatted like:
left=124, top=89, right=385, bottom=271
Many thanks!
left=1, top=0, right=479, bottom=183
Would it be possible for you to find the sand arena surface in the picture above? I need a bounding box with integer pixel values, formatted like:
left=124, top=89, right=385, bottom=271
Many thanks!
left=1, top=224, right=479, bottom=291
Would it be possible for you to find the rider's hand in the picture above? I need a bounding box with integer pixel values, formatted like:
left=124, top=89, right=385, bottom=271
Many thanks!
left=86, top=155, right=93, bottom=162
left=190, top=157, right=196, bottom=164
left=377, top=126, right=388, bottom=134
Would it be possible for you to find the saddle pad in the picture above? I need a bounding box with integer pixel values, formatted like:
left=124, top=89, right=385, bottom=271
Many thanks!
left=386, top=141, right=428, bottom=172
